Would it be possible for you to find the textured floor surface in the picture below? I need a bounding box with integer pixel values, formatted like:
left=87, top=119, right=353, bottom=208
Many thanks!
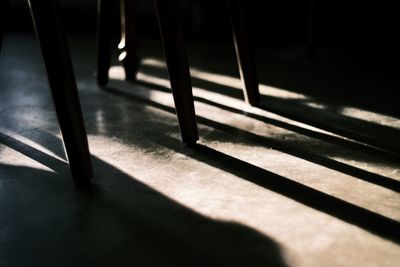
left=1, top=33, right=400, bottom=266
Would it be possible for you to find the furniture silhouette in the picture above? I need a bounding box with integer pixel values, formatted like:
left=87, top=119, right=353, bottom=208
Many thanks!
left=97, top=0, right=260, bottom=144
left=0, top=0, right=93, bottom=185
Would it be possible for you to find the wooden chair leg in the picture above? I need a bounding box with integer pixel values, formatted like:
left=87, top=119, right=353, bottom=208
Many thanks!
left=0, top=0, right=10, bottom=53
left=97, top=0, right=114, bottom=86
left=228, top=0, right=260, bottom=107
left=153, top=0, right=199, bottom=144
left=28, top=0, right=93, bottom=185
left=119, top=0, right=140, bottom=81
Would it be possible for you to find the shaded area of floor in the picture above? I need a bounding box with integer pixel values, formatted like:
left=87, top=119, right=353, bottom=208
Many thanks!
left=1, top=33, right=400, bottom=266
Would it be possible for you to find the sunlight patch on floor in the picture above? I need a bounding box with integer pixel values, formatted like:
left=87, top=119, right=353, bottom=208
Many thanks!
left=140, top=57, right=400, bottom=131
left=341, top=107, right=400, bottom=129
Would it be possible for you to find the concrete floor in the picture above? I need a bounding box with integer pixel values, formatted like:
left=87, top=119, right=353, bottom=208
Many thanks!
left=1, top=33, right=399, bottom=266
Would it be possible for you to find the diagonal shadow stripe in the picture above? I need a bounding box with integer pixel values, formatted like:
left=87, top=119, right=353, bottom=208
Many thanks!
left=0, top=131, right=69, bottom=173
left=135, top=79, right=399, bottom=160
left=103, top=85, right=400, bottom=193
left=138, top=65, right=400, bottom=155
left=259, top=99, right=400, bottom=156
left=154, top=134, right=400, bottom=244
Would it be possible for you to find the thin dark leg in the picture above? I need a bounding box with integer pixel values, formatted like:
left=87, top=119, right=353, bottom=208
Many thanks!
left=28, top=0, right=93, bottom=185
left=0, top=0, right=10, bottom=53
left=228, top=0, right=260, bottom=106
left=153, top=0, right=199, bottom=144
left=97, top=0, right=114, bottom=86
left=119, top=0, right=140, bottom=81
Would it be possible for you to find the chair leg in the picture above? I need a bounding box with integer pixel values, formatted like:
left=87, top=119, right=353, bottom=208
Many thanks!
left=228, top=0, right=260, bottom=106
left=0, top=0, right=10, bottom=53
left=28, top=0, right=93, bottom=185
left=119, top=0, right=140, bottom=81
left=97, top=0, right=114, bottom=86
left=153, top=0, right=199, bottom=144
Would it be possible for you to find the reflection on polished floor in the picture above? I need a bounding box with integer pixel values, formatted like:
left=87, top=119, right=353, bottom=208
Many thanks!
left=1, top=33, right=399, bottom=267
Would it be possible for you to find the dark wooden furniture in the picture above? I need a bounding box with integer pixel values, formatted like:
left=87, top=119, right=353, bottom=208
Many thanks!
left=97, top=0, right=260, bottom=144
left=228, top=0, right=260, bottom=106
left=0, top=0, right=94, bottom=185
left=98, top=0, right=199, bottom=144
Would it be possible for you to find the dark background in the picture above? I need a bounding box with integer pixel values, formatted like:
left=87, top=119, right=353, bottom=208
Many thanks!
left=5, top=0, right=400, bottom=116
left=7, top=0, right=400, bottom=50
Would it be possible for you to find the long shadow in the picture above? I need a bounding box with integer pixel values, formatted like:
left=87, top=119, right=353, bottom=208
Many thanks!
left=259, top=97, right=400, bottom=155
left=0, top=131, right=69, bottom=173
left=20, top=128, right=67, bottom=160
left=0, top=135, right=288, bottom=266
left=134, top=79, right=400, bottom=161
left=153, top=135, right=400, bottom=244
left=255, top=61, right=400, bottom=120
left=139, top=65, right=400, bottom=154
left=103, top=85, right=400, bottom=194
